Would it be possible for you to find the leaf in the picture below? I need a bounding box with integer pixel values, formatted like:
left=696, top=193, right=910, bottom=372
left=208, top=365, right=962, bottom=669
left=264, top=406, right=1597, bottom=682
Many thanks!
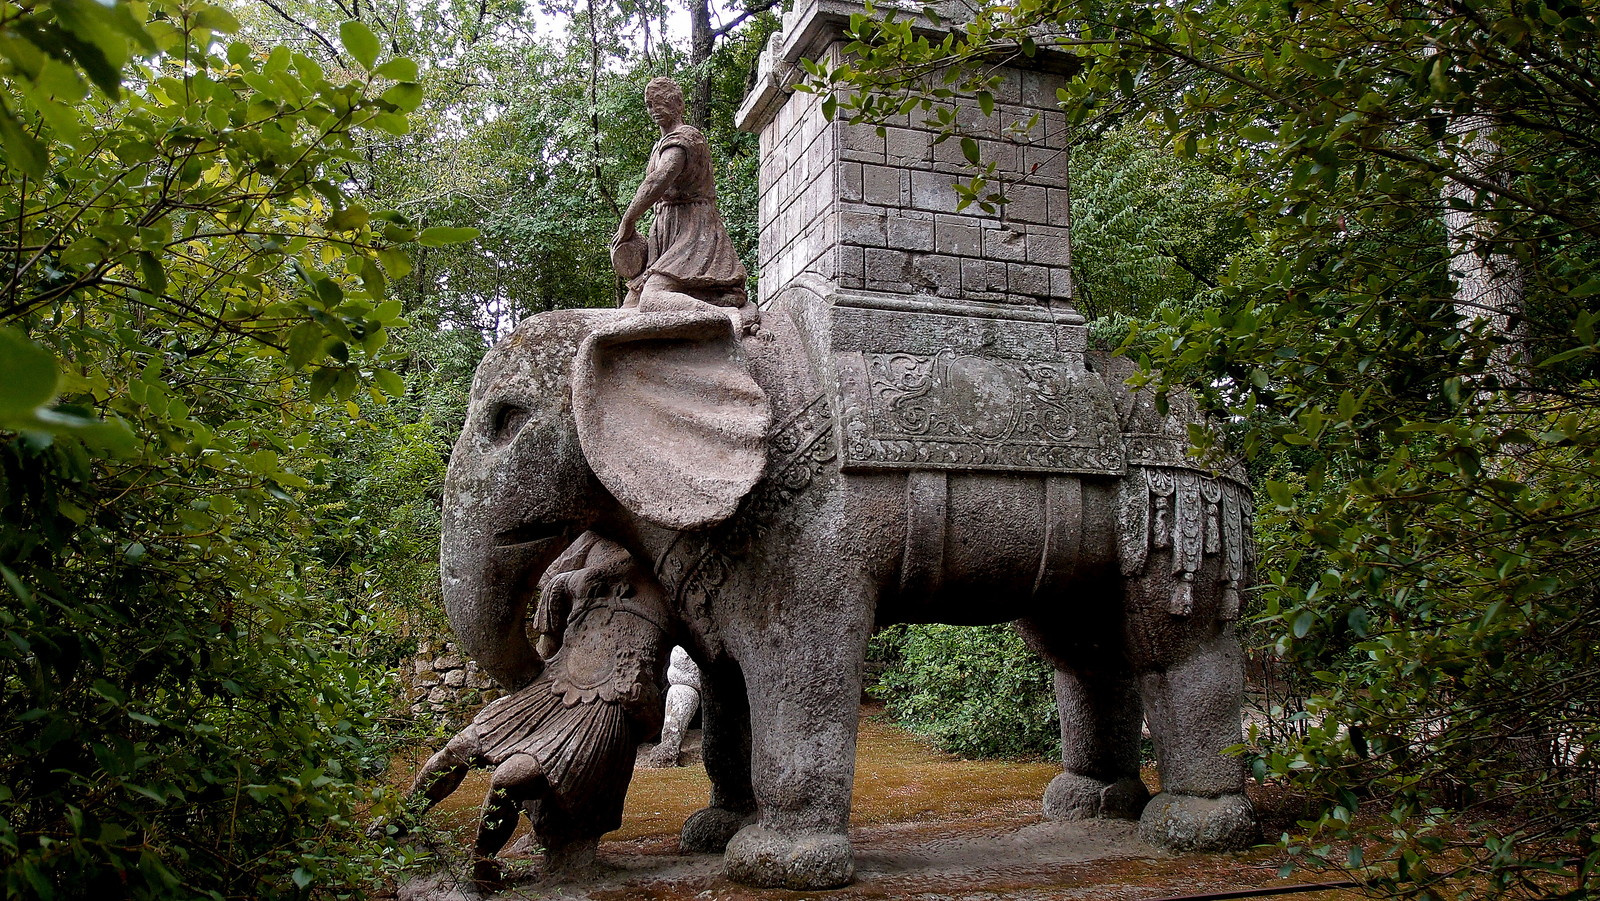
left=1568, top=276, right=1600, bottom=299
left=381, top=223, right=418, bottom=243
left=977, top=90, right=994, bottom=117
left=324, top=205, right=370, bottom=232
left=961, top=136, right=980, bottom=165
left=0, top=104, right=48, bottom=178
left=374, top=368, right=405, bottom=399
left=312, top=277, right=344, bottom=308
left=309, top=367, right=338, bottom=401
left=380, top=82, right=422, bottom=112
left=377, top=247, right=412, bottom=280
left=417, top=227, right=480, bottom=247
left=372, top=300, right=402, bottom=323
left=339, top=21, right=380, bottom=70
left=286, top=322, right=322, bottom=370
left=0, top=328, right=61, bottom=421
left=373, top=58, right=418, bottom=81
left=192, top=5, right=241, bottom=33
left=138, top=251, right=166, bottom=297
left=369, top=112, right=410, bottom=135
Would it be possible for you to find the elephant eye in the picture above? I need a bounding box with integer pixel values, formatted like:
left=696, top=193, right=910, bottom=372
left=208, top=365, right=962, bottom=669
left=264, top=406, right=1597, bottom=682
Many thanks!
left=491, top=404, right=531, bottom=444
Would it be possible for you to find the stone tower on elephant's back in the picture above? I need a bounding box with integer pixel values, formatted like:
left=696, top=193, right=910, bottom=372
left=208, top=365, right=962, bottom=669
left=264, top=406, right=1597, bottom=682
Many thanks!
left=737, top=0, right=1081, bottom=316
left=735, top=0, right=1130, bottom=482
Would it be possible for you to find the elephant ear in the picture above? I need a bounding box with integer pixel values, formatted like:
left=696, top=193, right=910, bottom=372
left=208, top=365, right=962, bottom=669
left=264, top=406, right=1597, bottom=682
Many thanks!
left=572, top=310, right=771, bottom=530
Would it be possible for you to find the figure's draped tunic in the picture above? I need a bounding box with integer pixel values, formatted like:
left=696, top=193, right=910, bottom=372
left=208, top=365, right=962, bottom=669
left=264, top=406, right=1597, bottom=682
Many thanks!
left=464, top=597, right=666, bottom=837
left=647, top=124, right=748, bottom=298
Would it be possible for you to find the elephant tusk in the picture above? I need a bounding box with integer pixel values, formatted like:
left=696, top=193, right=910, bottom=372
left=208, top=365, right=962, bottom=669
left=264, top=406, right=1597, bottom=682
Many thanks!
left=494, top=521, right=571, bottom=549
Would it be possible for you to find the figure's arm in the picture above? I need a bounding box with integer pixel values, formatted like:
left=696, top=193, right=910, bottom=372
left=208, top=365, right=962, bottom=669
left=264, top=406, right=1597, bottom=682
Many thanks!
left=614, top=146, right=687, bottom=244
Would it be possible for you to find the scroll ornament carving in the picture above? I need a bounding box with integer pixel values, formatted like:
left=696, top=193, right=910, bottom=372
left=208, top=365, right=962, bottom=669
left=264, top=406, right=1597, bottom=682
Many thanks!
left=837, top=350, right=1125, bottom=475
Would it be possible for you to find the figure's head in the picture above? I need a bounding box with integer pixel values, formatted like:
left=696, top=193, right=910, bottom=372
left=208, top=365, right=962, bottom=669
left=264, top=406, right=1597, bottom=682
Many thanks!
left=644, top=77, right=685, bottom=127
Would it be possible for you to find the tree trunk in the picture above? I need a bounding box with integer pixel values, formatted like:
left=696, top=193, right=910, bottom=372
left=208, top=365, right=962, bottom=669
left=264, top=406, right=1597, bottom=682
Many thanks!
left=688, top=0, right=713, bottom=130
left=1442, top=114, right=1525, bottom=387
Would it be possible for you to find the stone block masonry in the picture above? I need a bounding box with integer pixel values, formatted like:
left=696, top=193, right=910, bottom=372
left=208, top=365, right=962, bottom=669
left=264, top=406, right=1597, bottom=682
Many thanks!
left=405, top=635, right=499, bottom=716
left=737, top=0, right=1080, bottom=317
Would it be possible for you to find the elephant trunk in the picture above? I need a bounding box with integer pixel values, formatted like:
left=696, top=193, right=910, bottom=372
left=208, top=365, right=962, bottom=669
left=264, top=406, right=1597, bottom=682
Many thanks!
left=439, top=479, right=553, bottom=691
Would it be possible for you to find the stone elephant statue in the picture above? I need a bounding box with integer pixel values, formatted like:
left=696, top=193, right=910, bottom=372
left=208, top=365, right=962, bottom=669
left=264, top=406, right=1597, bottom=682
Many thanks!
left=439, top=289, right=1257, bottom=890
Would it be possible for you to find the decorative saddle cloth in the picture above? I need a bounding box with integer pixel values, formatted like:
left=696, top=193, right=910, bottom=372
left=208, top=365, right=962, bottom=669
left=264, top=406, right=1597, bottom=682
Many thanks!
left=829, top=303, right=1126, bottom=476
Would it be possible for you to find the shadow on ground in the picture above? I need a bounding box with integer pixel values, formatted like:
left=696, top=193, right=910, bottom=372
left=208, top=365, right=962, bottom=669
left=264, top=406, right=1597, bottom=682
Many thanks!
left=390, top=707, right=1361, bottom=901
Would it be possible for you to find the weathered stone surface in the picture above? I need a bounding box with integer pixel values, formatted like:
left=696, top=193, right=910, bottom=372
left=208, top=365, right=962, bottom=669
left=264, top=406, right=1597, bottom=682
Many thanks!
left=887, top=210, right=935, bottom=252
left=933, top=215, right=982, bottom=256
left=438, top=297, right=1254, bottom=888
left=725, top=827, right=854, bottom=890
left=960, top=257, right=1007, bottom=296
left=1043, top=772, right=1150, bottom=821
left=1009, top=262, right=1050, bottom=298
left=680, top=806, right=756, bottom=853
left=839, top=122, right=885, bottom=163
left=1002, top=183, right=1048, bottom=224
left=864, top=248, right=909, bottom=292
left=614, top=77, right=750, bottom=315
left=983, top=225, right=1028, bottom=262
left=1136, top=792, right=1258, bottom=852
left=643, top=647, right=702, bottom=768
left=841, top=208, right=887, bottom=246
left=862, top=165, right=908, bottom=206
left=908, top=170, right=959, bottom=215
left=832, top=317, right=1125, bottom=474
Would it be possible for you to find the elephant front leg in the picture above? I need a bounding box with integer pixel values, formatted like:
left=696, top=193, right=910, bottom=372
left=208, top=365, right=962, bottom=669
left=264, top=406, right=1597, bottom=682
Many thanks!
left=723, top=628, right=868, bottom=889
left=680, top=658, right=757, bottom=852
left=1138, top=631, right=1258, bottom=851
left=1043, top=667, right=1151, bottom=821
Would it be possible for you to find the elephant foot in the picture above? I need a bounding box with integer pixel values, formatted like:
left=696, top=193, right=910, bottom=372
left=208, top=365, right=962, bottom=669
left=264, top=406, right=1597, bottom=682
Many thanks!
left=1043, top=771, right=1150, bottom=821
left=1137, top=791, right=1258, bottom=852
left=541, top=836, right=599, bottom=881
left=679, top=806, right=755, bottom=853
left=724, top=825, right=854, bottom=889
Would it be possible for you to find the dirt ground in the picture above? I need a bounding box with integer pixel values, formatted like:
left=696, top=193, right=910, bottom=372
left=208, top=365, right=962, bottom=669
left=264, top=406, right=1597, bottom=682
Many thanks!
left=391, top=708, right=1364, bottom=901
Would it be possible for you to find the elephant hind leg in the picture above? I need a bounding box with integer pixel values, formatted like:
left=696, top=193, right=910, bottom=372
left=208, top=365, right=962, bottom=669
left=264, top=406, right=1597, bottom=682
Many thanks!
left=1136, top=631, right=1258, bottom=851
left=1015, top=617, right=1150, bottom=821
left=1044, top=668, right=1151, bottom=820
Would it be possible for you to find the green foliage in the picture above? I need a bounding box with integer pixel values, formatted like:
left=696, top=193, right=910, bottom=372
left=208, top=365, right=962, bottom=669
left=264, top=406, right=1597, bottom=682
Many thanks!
left=308, top=326, right=488, bottom=639
left=873, top=624, right=1059, bottom=759
left=0, top=1, right=486, bottom=896
left=823, top=1, right=1600, bottom=896
left=1069, top=126, right=1246, bottom=324
left=0, top=0, right=782, bottom=897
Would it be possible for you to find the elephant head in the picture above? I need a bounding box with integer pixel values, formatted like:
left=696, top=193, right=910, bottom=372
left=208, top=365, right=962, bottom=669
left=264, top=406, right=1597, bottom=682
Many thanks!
left=440, top=307, right=771, bottom=689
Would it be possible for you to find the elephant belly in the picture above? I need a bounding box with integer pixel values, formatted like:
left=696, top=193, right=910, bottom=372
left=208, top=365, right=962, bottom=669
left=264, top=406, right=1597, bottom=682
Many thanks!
left=879, top=472, right=1118, bottom=625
